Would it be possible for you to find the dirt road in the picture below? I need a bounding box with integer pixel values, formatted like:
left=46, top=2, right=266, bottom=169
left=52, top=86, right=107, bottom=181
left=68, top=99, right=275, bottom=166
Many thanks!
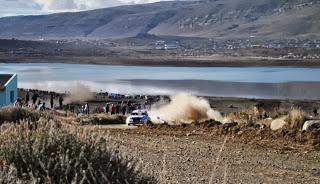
left=103, top=129, right=320, bottom=184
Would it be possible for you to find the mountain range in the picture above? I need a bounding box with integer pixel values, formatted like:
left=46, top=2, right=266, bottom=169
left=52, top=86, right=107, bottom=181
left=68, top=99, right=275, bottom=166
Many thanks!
left=0, top=0, right=319, bottom=39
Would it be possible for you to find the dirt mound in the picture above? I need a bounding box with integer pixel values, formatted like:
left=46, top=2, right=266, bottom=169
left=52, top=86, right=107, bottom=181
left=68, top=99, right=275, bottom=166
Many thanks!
left=134, top=122, right=320, bottom=151
left=77, top=114, right=126, bottom=125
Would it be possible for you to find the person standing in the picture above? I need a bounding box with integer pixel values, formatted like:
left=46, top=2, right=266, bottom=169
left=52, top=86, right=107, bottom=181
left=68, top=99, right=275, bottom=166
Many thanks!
left=121, top=105, right=126, bottom=115
left=79, top=105, right=83, bottom=115
left=314, top=108, right=318, bottom=117
left=50, top=94, right=54, bottom=109
left=59, top=96, right=64, bottom=109
left=15, top=98, right=22, bottom=107
left=18, top=98, right=22, bottom=107
left=32, top=93, right=38, bottom=105
left=84, top=103, right=90, bottom=115
left=112, top=105, right=116, bottom=115
left=25, top=92, right=30, bottom=106
left=105, top=103, right=110, bottom=113
left=116, top=104, right=120, bottom=114
left=109, top=104, right=113, bottom=115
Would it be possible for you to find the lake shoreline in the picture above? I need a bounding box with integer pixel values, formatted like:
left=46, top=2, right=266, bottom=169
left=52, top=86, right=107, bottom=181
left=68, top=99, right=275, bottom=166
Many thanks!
left=1, top=56, right=320, bottom=68
left=2, top=62, right=320, bottom=100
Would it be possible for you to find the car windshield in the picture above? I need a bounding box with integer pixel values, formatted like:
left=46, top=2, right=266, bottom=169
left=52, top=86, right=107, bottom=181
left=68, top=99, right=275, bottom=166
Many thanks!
left=131, top=112, right=147, bottom=116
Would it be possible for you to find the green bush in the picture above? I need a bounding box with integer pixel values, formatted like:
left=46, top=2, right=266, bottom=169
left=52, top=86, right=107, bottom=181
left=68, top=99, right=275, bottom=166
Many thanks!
left=0, top=121, right=154, bottom=184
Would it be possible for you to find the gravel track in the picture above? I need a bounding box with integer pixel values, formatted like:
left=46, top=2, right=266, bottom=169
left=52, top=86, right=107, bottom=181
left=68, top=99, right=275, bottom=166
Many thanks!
left=103, top=130, right=320, bottom=184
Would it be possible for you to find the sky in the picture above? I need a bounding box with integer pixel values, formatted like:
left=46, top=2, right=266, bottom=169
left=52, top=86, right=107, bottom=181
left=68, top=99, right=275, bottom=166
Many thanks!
left=0, top=0, right=174, bottom=17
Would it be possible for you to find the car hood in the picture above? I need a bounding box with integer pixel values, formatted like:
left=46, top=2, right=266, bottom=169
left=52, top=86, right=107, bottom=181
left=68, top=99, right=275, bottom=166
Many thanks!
left=128, top=115, right=147, bottom=119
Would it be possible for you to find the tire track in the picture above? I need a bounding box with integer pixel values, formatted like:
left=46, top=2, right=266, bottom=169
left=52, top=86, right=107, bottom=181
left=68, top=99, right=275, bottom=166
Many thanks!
left=209, top=135, right=228, bottom=184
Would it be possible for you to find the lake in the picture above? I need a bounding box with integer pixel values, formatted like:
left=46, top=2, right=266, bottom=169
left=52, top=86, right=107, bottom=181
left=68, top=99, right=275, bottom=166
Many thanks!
left=1, top=63, right=320, bottom=100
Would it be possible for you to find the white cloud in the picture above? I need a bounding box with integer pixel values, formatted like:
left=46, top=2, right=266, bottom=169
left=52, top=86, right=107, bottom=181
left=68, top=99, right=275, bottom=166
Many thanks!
left=0, top=0, right=42, bottom=16
left=33, top=0, right=124, bottom=11
left=78, top=0, right=124, bottom=10
left=34, top=0, right=78, bottom=11
left=0, top=0, right=177, bottom=17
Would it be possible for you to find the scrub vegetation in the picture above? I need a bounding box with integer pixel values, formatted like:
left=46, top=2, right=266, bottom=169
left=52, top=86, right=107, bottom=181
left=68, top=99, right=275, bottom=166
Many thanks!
left=0, top=108, right=155, bottom=184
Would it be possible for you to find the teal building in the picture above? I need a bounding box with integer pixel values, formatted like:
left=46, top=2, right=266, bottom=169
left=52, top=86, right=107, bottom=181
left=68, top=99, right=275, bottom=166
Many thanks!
left=0, top=74, right=18, bottom=107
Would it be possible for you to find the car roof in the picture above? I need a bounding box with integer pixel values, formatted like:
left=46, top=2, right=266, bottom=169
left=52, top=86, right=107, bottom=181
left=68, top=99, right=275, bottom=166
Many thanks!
left=132, top=109, right=148, bottom=113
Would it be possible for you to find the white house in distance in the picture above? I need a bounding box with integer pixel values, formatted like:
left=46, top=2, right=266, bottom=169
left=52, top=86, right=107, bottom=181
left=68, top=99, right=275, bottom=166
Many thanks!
left=0, top=74, right=18, bottom=107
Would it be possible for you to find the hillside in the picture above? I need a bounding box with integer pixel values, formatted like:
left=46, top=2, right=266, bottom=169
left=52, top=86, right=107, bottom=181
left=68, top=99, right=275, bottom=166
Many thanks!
left=0, top=0, right=319, bottom=39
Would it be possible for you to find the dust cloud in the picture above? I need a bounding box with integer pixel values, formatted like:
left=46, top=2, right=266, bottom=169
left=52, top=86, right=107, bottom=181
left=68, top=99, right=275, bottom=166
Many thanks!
left=64, top=83, right=94, bottom=103
left=22, top=81, right=94, bottom=103
left=149, top=93, right=224, bottom=125
left=20, top=80, right=183, bottom=96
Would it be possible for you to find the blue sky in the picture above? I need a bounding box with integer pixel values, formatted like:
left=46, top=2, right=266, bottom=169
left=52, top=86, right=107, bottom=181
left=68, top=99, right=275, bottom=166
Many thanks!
left=0, top=0, right=174, bottom=17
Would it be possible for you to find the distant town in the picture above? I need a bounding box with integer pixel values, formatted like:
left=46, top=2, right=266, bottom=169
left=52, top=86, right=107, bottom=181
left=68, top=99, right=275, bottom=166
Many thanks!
left=1, top=37, right=320, bottom=62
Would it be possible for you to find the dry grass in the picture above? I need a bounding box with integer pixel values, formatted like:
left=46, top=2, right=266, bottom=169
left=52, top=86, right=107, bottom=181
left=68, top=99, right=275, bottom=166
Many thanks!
left=286, top=108, right=306, bottom=129
left=0, top=113, right=154, bottom=183
left=225, top=107, right=264, bottom=125
left=0, top=107, right=40, bottom=124
left=269, top=107, right=290, bottom=119
left=224, top=106, right=307, bottom=131
left=77, top=114, right=126, bottom=125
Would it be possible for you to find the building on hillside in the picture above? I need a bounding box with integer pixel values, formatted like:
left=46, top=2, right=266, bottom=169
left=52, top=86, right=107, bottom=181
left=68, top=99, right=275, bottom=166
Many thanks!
left=0, top=74, right=18, bottom=107
left=164, top=43, right=178, bottom=50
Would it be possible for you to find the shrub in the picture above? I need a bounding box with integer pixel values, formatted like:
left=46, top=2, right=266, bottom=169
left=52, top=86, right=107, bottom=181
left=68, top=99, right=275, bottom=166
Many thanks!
left=269, top=107, right=289, bottom=119
left=225, top=107, right=262, bottom=125
left=0, top=121, right=154, bottom=184
left=79, top=114, right=126, bottom=125
left=286, top=108, right=306, bottom=129
left=0, top=107, right=40, bottom=124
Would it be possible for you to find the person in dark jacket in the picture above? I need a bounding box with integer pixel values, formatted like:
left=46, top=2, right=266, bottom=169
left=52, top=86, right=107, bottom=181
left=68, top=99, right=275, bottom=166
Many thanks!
left=105, top=103, right=110, bottom=114
left=59, top=96, right=64, bottom=109
left=313, top=108, right=318, bottom=117
left=50, top=94, right=54, bottom=109
left=116, top=104, right=120, bottom=114
left=25, top=92, right=30, bottom=105
left=121, top=105, right=126, bottom=115
left=32, top=93, right=38, bottom=105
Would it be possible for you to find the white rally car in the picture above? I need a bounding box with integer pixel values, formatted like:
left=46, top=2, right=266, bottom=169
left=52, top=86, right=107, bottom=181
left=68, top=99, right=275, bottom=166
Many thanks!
left=126, top=109, right=151, bottom=126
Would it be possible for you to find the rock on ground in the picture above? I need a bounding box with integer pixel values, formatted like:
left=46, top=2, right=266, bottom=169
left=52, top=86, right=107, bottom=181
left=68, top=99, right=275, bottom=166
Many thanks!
left=270, top=116, right=287, bottom=131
